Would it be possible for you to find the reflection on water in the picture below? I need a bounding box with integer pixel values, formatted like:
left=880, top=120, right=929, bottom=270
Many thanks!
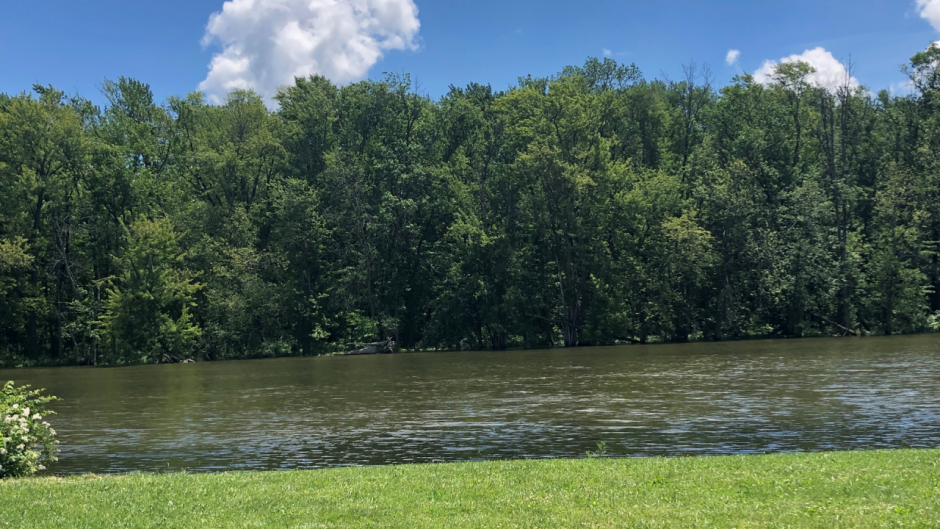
left=3, top=334, right=940, bottom=474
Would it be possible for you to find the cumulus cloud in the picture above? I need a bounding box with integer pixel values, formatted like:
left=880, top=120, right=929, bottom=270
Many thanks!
left=602, top=48, right=612, bottom=57
left=199, top=0, right=421, bottom=103
left=917, top=0, right=940, bottom=32
left=752, top=47, right=859, bottom=91
left=725, top=49, right=740, bottom=66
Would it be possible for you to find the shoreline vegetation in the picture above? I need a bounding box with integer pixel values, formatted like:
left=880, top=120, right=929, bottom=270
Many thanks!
left=2, top=449, right=938, bottom=527
left=3, top=45, right=940, bottom=368
left=1, top=331, right=936, bottom=369
left=3, top=332, right=933, bottom=369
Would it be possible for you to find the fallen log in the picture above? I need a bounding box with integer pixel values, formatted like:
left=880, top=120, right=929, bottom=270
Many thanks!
left=344, top=338, right=396, bottom=356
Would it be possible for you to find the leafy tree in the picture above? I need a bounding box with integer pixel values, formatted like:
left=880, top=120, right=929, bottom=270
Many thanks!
left=0, top=87, right=88, bottom=361
left=100, top=217, right=202, bottom=363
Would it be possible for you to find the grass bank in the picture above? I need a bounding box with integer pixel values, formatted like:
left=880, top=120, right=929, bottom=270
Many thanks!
left=3, top=450, right=939, bottom=528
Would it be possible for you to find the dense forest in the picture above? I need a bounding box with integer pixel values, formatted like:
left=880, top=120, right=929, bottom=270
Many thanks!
left=1, top=45, right=939, bottom=366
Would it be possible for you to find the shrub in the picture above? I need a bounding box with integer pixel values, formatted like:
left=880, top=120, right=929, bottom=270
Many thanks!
left=0, top=381, right=58, bottom=478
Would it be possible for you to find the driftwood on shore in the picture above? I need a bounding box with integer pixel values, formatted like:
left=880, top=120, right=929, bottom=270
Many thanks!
left=344, top=338, right=396, bottom=356
left=163, top=354, right=197, bottom=364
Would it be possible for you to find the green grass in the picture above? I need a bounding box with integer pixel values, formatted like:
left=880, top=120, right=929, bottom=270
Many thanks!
left=3, top=450, right=940, bottom=528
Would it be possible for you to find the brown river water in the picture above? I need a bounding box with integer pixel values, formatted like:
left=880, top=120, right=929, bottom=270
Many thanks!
left=2, top=334, right=939, bottom=474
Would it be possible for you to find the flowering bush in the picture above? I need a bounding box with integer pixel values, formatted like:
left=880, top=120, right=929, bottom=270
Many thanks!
left=0, top=381, right=58, bottom=478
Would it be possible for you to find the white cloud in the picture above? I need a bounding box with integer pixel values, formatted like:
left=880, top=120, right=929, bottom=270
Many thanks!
left=725, top=49, right=740, bottom=66
left=752, top=47, right=859, bottom=91
left=890, top=79, right=915, bottom=96
left=602, top=48, right=612, bottom=57
left=917, top=0, right=940, bottom=32
left=199, top=0, right=421, bottom=104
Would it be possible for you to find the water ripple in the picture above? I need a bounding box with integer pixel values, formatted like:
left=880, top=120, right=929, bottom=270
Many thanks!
left=2, top=334, right=940, bottom=474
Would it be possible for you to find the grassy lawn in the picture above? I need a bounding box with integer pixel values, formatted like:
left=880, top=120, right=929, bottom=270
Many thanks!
left=3, top=450, right=939, bottom=528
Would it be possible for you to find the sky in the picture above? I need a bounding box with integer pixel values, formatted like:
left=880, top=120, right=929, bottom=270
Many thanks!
left=1, top=0, right=937, bottom=107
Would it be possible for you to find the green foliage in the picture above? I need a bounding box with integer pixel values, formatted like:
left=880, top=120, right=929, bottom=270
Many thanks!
left=1, top=46, right=940, bottom=366
left=0, top=381, right=58, bottom=478
left=585, top=441, right=608, bottom=458
left=100, top=217, right=203, bottom=363
left=905, top=43, right=940, bottom=94
left=0, top=238, right=34, bottom=364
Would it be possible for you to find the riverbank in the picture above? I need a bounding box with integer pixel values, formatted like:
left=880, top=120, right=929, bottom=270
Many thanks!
left=5, top=332, right=938, bottom=369
left=2, top=450, right=938, bottom=528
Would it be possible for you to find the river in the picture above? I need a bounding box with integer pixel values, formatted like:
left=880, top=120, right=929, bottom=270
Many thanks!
left=3, top=334, right=939, bottom=474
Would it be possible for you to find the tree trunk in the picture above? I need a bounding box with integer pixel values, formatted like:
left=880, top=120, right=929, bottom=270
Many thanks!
left=55, top=274, right=63, bottom=360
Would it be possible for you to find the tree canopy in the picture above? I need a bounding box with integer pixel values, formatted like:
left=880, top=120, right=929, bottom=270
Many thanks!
left=2, top=46, right=939, bottom=366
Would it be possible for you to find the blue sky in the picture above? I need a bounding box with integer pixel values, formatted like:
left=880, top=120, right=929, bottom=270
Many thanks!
left=1, top=0, right=936, bottom=106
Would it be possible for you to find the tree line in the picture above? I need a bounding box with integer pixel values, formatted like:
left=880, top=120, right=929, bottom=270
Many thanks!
left=1, top=45, right=939, bottom=366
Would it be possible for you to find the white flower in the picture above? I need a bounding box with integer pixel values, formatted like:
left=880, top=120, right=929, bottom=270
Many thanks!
left=42, top=422, right=49, bottom=427
left=37, top=465, right=45, bottom=470
left=2, top=416, right=11, bottom=424
left=0, top=448, right=5, bottom=455
left=22, top=428, right=28, bottom=434
left=49, top=429, right=56, bottom=436
left=21, top=408, right=29, bottom=417
left=11, top=404, right=18, bottom=410
left=15, top=444, right=23, bottom=450
left=32, top=414, right=40, bottom=420
left=21, top=436, right=28, bottom=442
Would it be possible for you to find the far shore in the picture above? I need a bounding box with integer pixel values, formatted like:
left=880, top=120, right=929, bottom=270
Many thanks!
left=3, top=331, right=937, bottom=371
